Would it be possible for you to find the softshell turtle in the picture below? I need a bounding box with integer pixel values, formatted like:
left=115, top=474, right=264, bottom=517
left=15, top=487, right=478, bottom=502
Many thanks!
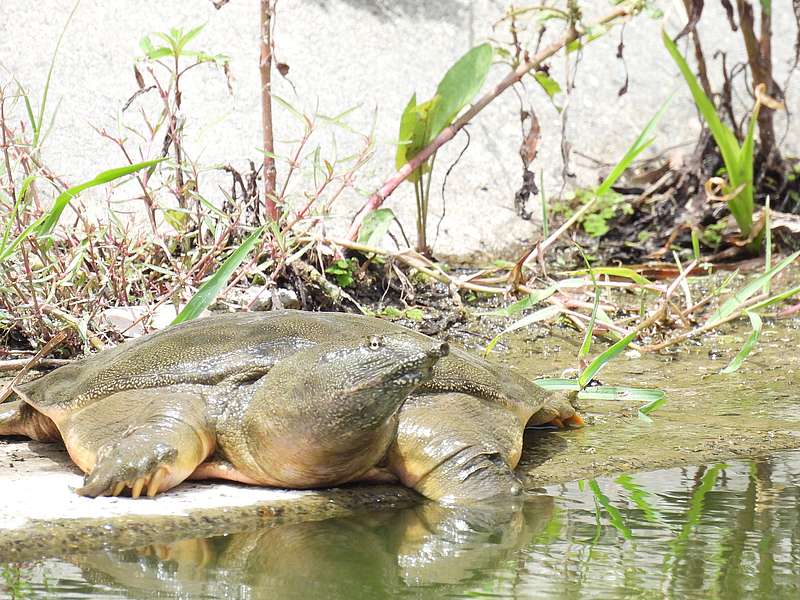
left=0, top=311, right=577, bottom=502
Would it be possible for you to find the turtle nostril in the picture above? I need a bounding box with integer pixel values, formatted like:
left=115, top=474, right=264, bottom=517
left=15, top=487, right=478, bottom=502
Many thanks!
left=436, top=342, right=449, bottom=357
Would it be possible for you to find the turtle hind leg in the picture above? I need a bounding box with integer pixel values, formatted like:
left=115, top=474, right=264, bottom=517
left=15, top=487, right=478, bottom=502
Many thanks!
left=387, top=393, right=525, bottom=504
left=0, top=400, right=60, bottom=442
left=528, top=392, right=583, bottom=429
left=420, top=447, right=524, bottom=504
left=65, top=388, right=215, bottom=498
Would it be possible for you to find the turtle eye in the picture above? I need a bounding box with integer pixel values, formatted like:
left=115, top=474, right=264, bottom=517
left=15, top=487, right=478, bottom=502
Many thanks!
left=368, top=336, right=383, bottom=351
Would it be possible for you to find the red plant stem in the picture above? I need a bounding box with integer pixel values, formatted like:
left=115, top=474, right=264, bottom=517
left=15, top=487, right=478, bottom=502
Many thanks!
left=344, top=4, right=634, bottom=242
left=260, top=0, right=279, bottom=222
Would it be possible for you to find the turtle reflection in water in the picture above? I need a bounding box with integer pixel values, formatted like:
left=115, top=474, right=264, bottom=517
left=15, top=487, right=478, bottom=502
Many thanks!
left=0, top=311, right=580, bottom=503
left=72, top=498, right=555, bottom=598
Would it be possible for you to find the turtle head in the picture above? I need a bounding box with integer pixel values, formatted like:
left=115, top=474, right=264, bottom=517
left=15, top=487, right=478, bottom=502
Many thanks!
left=242, top=333, right=448, bottom=488
left=318, top=333, right=449, bottom=400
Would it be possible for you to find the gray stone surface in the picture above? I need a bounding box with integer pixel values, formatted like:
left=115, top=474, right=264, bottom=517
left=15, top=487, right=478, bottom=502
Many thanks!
left=0, top=1, right=796, bottom=262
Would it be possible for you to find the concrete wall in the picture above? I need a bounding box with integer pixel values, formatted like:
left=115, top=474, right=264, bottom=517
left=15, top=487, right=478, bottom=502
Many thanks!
left=1, top=1, right=797, bottom=262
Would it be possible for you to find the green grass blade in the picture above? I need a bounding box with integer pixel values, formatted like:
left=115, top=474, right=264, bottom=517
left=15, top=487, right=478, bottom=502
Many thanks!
left=731, top=99, right=759, bottom=238
left=172, top=226, right=265, bottom=325
left=616, top=474, right=663, bottom=524
left=662, top=29, right=740, bottom=174
left=0, top=175, right=36, bottom=253
left=33, top=0, right=80, bottom=149
left=706, top=250, right=800, bottom=325
left=17, top=82, right=37, bottom=133
left=588, top=480, right=632, bottom=539
left=668, top=465, right=723, bottom=557
left=35, top=158, right=164, bottom=236
left=747, top=283, right=800, bottom=311
left=565, top=266, right=652, bottom=286
left=578, top=329, right=637, bottom=388
left=578, top=386, right=665, bottom=402
left=272, top=95, right=311, bottom=132
left=479, top=286, right=556, bottom=317
left=720, top=311, right=762, bottom=374
left=540, top=170, right=549, bottom=237
left=577, top=246, right=599, bottom=360
left=0, top=219, right=42, bottom=264
left=484, top=304, right=562, bottom=355
left=763, top=195, right=771, bottom=293
left=637, top=395, right=667, bottom=423
left=596, top=92, right=673, bottom=197
left=533, top=378, right=581, bottom=392
left=579, top=285, right=601, bottom=360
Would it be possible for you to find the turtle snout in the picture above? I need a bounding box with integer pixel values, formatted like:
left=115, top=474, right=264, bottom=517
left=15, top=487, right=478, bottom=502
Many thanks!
left=428, top=341, right=449, bottom=359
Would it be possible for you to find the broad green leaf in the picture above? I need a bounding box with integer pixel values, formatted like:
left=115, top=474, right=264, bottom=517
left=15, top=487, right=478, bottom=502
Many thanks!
left=484, top=304, right=562, bottom=354
left=395, top=94, right=437, bottom=183
left=178, top=24, right=206, bottom=53
left=140, top=35, right=173, bottom=59
left=357, top=208, right=395, bottom=247
left=172, top=226, right=264, bottom=325
left=36, top=158, right=164, bottom=236
left=154, top=31, right=180, bottom=53
left=164, top=208, right=190, bottom=233
left=426, top=43, right=493, bottom=144
left=578, top=386, right=665, bottom=402
left=720, top=311, right=762, bottom=374
left=144, top=47, right=173, bottom=60
left=706, top=250, right=800, bottom=325
left=533, top=71, right=561, bottom=99
left=578, top=329, right=637, bottom=388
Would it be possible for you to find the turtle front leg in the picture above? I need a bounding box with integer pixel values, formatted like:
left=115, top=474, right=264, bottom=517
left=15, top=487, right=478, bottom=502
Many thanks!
left=63, top=388, right=215, bottom=498
left=387, top=393, right=525, bottom=504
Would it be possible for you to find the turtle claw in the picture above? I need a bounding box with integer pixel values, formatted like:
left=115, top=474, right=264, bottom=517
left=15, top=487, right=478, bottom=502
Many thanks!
left=147, top=467, right=167, bottom=497
left=131, top=478, right=145, bottom=499
left=77, top=439, right=178, bottom=499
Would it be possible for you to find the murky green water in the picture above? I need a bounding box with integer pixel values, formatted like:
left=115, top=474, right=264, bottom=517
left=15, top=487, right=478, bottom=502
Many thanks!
left=4, top=451, right=799, bottom=599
